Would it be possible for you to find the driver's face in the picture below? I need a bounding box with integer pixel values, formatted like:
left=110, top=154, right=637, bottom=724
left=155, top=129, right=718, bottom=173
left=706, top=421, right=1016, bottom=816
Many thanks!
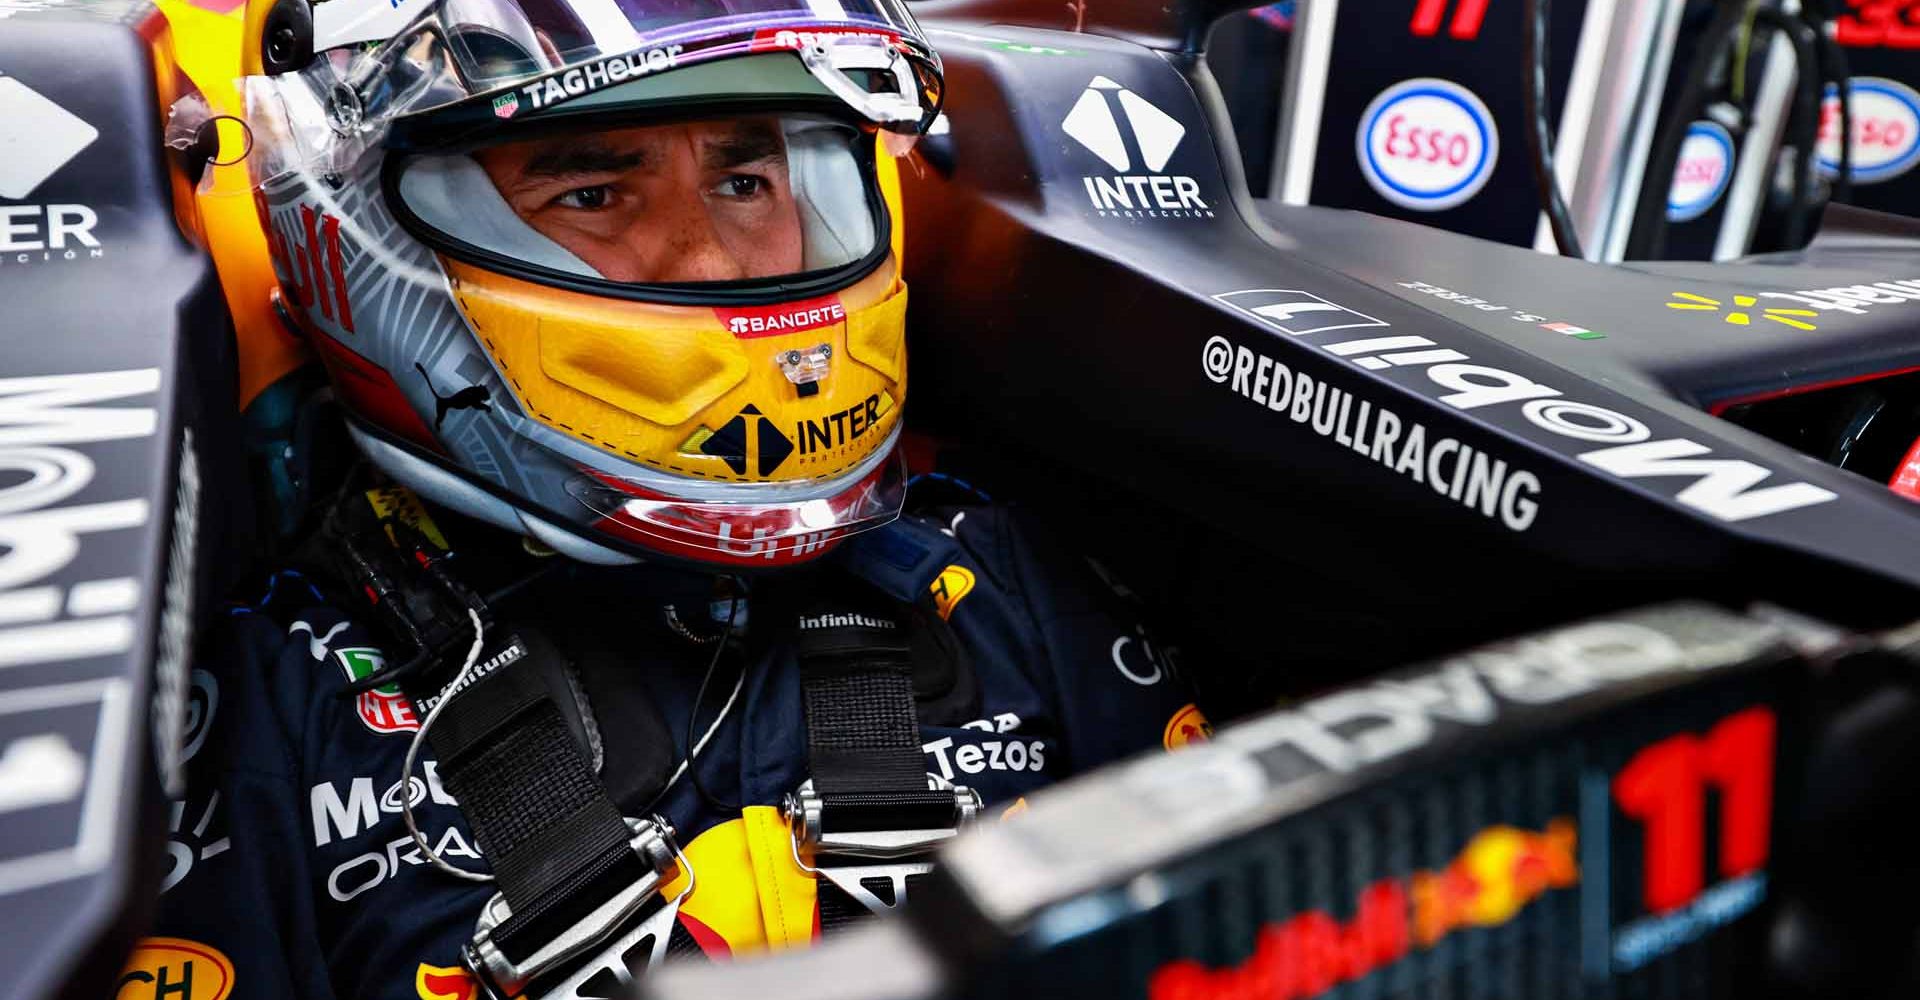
left=476, top=117, right=805, bottom=283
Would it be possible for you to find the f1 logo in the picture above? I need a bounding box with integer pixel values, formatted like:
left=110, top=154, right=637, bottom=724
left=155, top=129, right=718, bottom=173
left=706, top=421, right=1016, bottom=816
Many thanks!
left=1212, top=289, right=1390, bottom=337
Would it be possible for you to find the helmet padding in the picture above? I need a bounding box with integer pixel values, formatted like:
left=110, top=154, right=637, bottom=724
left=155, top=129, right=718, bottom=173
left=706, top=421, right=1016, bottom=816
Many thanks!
left=396, top=153, right=603, bottom=277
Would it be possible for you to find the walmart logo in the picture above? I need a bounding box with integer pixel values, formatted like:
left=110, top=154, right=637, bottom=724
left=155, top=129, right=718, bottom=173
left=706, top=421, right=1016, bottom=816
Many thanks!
left=1665, top=291, right=1819, bottom=331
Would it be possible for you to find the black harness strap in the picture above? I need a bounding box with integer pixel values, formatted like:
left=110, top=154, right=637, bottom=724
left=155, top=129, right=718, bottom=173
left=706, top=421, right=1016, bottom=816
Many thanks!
left=427, top=640, right=652, bottom=967
left=795, top=612, right=956, bottom=831
left=792, top=597, right=970, bottom=934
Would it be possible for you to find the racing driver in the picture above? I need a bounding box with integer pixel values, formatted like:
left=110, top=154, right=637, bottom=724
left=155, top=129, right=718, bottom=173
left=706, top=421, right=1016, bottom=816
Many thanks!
left=142, top=0, right=1199, bottom=996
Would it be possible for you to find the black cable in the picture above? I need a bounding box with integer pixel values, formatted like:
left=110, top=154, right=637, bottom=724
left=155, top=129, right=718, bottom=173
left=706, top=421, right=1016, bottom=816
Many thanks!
left=1523, top=0, right=1583, bottom=258
left=1811, top=0, right=1854, bottom=205
left=1754, top=6, right=1821, bottom=249
left=1831, top=48, right=1854, bottom=205
left=1627, top=0, right=1749, bottom=260
left=684, top=581, right=743, bottom=815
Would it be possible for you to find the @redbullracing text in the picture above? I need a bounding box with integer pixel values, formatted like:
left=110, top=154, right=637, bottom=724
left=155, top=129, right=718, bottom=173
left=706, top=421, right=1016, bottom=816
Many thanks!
left=1202, top=335, right=1542, bottom=531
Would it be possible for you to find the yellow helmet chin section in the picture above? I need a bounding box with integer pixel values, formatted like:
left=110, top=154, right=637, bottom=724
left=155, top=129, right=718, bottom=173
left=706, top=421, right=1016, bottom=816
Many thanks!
left=444, top=257, right=908, bottom=484
left=538, top=314, right=748, bottom=427
left=843, top=282, right=907, bottom=383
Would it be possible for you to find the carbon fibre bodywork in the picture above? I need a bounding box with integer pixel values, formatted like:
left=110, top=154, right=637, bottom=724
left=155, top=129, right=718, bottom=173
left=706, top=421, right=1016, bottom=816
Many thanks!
left=895, top=18, right=1920, bottom=684
left=0, top=13, right=251, bottom=1000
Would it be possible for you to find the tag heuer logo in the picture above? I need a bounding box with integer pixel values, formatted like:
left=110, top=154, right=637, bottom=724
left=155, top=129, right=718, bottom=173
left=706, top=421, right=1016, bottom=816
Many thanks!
left=335, top=647, right=420, bottom=734
left=0, top=77, right=98, bottom=199
left=492, top=93, right=520, bottom=119
left=1063, top=76, right=1212, bottom=219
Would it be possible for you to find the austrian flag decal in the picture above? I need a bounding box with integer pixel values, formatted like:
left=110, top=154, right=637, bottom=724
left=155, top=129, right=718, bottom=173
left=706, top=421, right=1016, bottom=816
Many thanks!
left=717, top=295, right=847, bottom=338
left=335, top=647, right=420, bottom=734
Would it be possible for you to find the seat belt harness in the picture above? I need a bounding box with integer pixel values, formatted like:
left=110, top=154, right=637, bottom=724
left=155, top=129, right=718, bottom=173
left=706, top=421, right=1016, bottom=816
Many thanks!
left=784, top=605, right=980, bottom=926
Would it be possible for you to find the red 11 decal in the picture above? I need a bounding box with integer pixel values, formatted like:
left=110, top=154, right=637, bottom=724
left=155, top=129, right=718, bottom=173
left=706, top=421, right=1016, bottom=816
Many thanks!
left=1410, top=0, right=1491, bottom=40
left=1612, top=707, right=1777, bottom=914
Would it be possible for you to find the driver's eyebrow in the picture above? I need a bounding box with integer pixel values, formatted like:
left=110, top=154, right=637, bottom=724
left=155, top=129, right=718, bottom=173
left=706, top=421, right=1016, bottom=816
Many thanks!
left=701, top=123, right=786, bottom=170
left=520, top=142, right=649, bottom=179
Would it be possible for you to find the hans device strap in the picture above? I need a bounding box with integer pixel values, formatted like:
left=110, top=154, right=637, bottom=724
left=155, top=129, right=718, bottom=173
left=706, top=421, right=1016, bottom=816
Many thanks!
left=785, top=595, right=982, bottom=929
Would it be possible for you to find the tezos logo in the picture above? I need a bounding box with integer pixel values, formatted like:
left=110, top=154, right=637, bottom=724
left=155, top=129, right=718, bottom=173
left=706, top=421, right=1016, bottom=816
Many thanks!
left=0, top=78, right=105, bottom=266
left=1357, top=78, right=1499, bottom=212
left=1063, top=76, right=1213, bottom=219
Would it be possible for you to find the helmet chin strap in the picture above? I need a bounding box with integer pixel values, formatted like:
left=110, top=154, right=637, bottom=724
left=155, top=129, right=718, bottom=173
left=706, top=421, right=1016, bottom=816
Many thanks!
left=397, top=153, right=604, bottom=277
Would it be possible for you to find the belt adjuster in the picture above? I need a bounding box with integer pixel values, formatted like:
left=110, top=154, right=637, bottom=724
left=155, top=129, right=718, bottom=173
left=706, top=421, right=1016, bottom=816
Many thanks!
left=782, top=781, right=982, bottom=915
left=462, top=816, right=687, bottom=1000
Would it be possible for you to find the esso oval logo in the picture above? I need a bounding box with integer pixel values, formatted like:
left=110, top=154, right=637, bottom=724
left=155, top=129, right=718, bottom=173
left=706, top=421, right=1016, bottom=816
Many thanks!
left=1357, top=78, right=1499, bottom=212
left=1667, top=120, right=1734, bottom=223
left=1818, top=77, right=1920, bottom=185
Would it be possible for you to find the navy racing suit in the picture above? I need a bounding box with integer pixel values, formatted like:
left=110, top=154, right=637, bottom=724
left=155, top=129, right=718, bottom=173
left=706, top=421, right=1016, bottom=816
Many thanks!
left=140, top=502, right=1202, bottom=1000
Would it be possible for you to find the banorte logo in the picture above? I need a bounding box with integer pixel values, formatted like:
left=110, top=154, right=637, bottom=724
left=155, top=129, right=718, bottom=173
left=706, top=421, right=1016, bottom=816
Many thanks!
left=1147, top=818, right=1578, bottom=1000
left=715, top=295, right=846, bottom=339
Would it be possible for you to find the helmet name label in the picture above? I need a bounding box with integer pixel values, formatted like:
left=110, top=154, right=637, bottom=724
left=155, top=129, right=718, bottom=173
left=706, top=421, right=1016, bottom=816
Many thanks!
left=750, top=27, right=901, bottom=52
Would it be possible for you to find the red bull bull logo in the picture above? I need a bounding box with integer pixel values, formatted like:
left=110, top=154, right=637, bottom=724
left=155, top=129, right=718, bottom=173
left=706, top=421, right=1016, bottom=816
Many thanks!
left=1149, top=818, right=1578, bottom=1000
left=1411, top=817, right=1578, bottom=945
left=415, top=964, right=478, bottom=1000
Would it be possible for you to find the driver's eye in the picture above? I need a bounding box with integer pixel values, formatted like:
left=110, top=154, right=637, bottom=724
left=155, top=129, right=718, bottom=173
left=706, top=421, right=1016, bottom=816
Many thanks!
left=717, top=175, right=765, bottom=199
left=554, top=185, right=612, bottom=210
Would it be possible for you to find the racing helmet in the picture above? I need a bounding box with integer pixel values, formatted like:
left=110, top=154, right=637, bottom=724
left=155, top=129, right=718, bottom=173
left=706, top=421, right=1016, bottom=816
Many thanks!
left=236, top=0, right=942, bottom=567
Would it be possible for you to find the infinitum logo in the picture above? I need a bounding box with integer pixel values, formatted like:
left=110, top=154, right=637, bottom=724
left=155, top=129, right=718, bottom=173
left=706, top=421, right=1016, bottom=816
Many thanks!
left=1062, top=76, right=1213, bottom=220
left=1666, top=291, right=1819, bottom=330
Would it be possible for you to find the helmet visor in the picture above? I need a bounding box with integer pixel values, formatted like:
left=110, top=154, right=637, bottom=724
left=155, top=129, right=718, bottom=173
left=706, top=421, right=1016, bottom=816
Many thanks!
left=390, top=112, right=882, bottom=288
left=307, top=0, right=940, bottom=132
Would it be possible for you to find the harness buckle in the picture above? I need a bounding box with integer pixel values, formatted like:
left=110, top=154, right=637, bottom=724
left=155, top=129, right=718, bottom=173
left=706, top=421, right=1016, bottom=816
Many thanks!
left=782, top=781, right=982, bottom=915
left=462, top=816, right=686, bottom=1000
